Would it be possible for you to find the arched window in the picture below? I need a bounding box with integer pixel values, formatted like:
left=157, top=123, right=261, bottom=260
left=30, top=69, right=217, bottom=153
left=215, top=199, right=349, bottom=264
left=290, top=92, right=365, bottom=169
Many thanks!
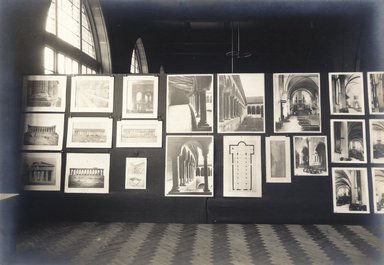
left=44, top=0, right=111, bottom=74
left=130, top=38, right=148, bottom=74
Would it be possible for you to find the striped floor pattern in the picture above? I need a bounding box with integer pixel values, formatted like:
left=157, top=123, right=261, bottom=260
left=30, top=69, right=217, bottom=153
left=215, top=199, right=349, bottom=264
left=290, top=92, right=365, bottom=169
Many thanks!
left=8, top=223, right=384, bottom=265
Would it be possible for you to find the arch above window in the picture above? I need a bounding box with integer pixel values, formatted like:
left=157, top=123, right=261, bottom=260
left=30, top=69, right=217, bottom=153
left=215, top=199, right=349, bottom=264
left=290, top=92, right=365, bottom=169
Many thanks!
left=130, top=38, right=149, bottom=74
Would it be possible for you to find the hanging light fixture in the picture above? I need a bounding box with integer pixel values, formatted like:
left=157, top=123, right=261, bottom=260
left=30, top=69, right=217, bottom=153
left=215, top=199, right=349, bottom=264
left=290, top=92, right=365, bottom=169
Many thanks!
left=226, top=21, right=252, bottom=72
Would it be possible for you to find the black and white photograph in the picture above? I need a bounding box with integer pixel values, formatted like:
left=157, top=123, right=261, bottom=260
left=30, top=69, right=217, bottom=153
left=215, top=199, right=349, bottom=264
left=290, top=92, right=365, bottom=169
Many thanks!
left=165, top=135, right=214, bottom=197
left=329, top=72, right=365, bottom=115
left=372, top=168, right=384, bottom=214
left=331, top=119, right=367, bottom=163
left=22, top=113, right=64, bottom=151
left=22, top=75, right=67, bottom=112
left=369, top=119, right=384, bottom=163
left=125, top=157, right=147, bottom=189
left=167, top=74, right=213, bottom=133
left=21, top=152, right=62, bottom=191
left=273, top=73, right=321, bottom=133
left=70, top=75, right=114, bottom=112
left=67, top=117, right=113, bottom=148
left=116, top=120, right=162, bottom=148
left=293, top=136, right=328, bottom=176
left=332, top=168, right=369, bottom=214
left=65, top=153, right=110, bottom=193
left=122, top=75, right=158, bottom=118
left=217, top=74, right=265, bottom=133
left=223, top=136, right=262, bottom=197
left=368, top=71, right=384, bottom=114
left=265, top=136, right=291, bottom=183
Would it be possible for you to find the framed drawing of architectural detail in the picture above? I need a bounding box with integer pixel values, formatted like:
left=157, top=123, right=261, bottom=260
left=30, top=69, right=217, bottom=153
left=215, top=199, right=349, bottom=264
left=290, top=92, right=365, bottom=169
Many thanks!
left=329, top=72, right=365, bottom=115
left=116, top=120, right=162, bottom=148
left=165, top=135, right=214, bottom=197
left=331, top=119, right=367, bottom=163
left=372, top=168, right=384, bottom=214
left=22, top=113, right=64, bottom=151
left=22, top=75, right=67, bottom=112
left=122, top=75, right=158, bottom=118
left=217, top=73, right=265, bottom=133
left=67, top=117, right=113, bottom=148
left=125, top=157, right=147, bottom=189
left=273, top=73, right=321, bottom=133
left=223, top=136, right=261, bottom=197
left=369, top=119, right=384, bottom=163
left=21, top=152, right=62, bottom=191
left=266, top=136, right=291, bottom=183
left=65, top=153, right=110, bottom=193
left=293, top=136, right=328, bottom=176
left=70, top=75, right=114, bottom=112
left=332, top=168, right=369, bottom=214
left=166, top=74, right=214, bottom=133
left=368, top=71, right=384, bottom=114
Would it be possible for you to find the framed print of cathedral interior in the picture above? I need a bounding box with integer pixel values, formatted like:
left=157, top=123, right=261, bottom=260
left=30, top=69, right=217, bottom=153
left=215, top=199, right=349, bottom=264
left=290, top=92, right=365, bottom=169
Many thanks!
left=368, top=71, right=384, bottom=114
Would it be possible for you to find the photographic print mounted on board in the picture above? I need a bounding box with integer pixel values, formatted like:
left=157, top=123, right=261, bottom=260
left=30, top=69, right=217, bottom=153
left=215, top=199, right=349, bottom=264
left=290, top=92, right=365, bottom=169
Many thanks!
left=273, top=73, right=321, bottom=133
left=293, top=136, right=328, bottom=176
left=165, top=135, right=214, bottom=197
left=65, top=153, right=110, bottom=193
left=70, top=76, right=114, bottom=112
left=329, top=72, right=365, bottom=115
left=166, top=74, right=213, bottom=133
left=22, top=113, right=64, bottom=151
left=22, top=75, right=67, bottom=112
left=122, top=75, right=158, bottom=118
left=116, top=120, right=162, bottom=148
left=332, top=168, right=369, bottom=214
left=125, top=157, right=147, bottom=189
left=223, top=136, right=262, bottom=197
left=217, top=74, right=265, bottom=133
left=265, top=136, right=291, bottom=183
left=372, top=168, right=384, bottom=214
left=368, top=72, right=384, bottom=114
left=21, top=152, right=62, bottom=191
left=369, top=119, right=384, bottom=163
left=331, top=119, right=367, bottom=163
left=67, top=117, right=113, bottom=148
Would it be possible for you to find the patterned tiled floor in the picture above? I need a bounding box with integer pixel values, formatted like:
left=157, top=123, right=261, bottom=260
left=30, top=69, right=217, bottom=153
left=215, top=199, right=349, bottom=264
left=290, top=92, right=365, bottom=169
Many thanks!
left=7, top=223, right=384, bottom=265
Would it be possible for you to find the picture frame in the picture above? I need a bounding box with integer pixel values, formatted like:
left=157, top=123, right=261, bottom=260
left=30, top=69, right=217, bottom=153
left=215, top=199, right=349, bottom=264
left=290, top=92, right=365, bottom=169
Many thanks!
left=116, top=120, right=162, bottom=148
left=223, top=135, right=262, bottom=197
left=217, top=73, right=265, bottom=133
left=367, top=71, right=384, bottom=114
left=369, top=119, right=384, bottom=163
left=265, top=136, right=291, bottom=183
left=273, top=73, right=322, bottom=133
left=165, top=135, right=214, bottom=197
left=166, top=74, right=214, bottom=133
left=70, top=75, right=114, bottom=112
left=22, top=75, right=67, bottom=112
left=125, top=157, right=147, bottom=189
left=328, top=72, right=365, bottom=115
left=67, top=117, right=113, bottom=148
left=122, top=75, right=159, bottom=118
left=64, top=153, right=110, bottom=193
left=21, top=152, right=62, bottom=191
left=371, top=167, right=384, bottom=214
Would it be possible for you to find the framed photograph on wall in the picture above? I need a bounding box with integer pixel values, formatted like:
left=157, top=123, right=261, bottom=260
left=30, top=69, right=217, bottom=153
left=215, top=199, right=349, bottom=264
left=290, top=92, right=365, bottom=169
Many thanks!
left=125, top=157, right=147, bottom=189
left=331, top=119, right=367, bottom=163
left=273, top=73, right=321, bottom=133
left=165, top=135, right=214, bottom=197
left=21, top=152, right=62, bottom=191
left=369, top=119, right=384, bottom=163
left=70, top=75, right=114, bottom=112
left=116, top=120, right=162, bottom=148
left=22, top=75, right=67, bottom=112
left=293, top=136, right=328, bottom=176
left=64, top=153, right=110, bottom=193
left=217, top=73, right=265, bottom=133
left=67, top=117, right=113, bottom=148
left=329, top=72, right=365, bottom=115
left=368, top=71, right=384, bottom=114
left=22, top=113, right=64, bottom=151
left=223, top=136, right=262, bottom=197
left=166, top=74, right=214, bottom=133
left=265, top=136, right=291, bottom=183
left=372, top=168, right=384, bottom=214
left=122, top=75, right=158, bottom=118
left=332, top=167, right=369, bottom=214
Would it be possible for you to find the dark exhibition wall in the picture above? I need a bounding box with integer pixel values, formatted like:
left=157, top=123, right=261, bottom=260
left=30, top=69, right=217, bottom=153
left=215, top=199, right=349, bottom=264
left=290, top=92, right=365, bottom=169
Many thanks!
left=1, top=0, right=384, bottom=225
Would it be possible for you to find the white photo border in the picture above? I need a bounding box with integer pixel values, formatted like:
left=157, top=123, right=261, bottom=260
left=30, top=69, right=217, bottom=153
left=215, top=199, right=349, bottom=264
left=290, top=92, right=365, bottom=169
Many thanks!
left=116, top=120, right=163, bottom=148
left=367, top=71, right=384, bottom=115
left=125, top=157, right=147, bottom=189
left=371, top=167, right=384, bottom=214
